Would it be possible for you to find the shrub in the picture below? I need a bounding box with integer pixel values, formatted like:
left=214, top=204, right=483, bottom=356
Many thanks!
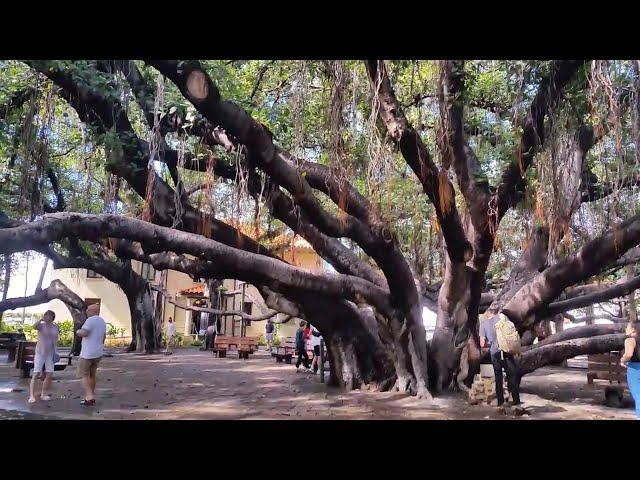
left=190, top=339, right=203, bottom=347
left=106, top=323, right=118, bottom=337
left=55, top=320, right=75, bottom=346
left=0, top=323, right=17, bottom=333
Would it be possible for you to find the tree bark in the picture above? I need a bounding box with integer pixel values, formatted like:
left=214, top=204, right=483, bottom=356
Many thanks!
left=518, top=334, right=625, bottom=377
left=503, top=213, right=640, bottom=328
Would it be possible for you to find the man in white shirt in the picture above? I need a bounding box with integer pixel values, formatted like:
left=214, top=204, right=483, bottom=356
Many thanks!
left=76, top=303, right=106, bottom=406
left=165, top=317, right=177, bottom=355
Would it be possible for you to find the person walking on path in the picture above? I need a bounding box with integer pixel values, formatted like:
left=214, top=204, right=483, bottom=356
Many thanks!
left=620, top=321, right=640, bottom=419
left=295, top=321, right=311, bottom=372
left=76, top=304, right=106, bottom=406
left=165, top=317, right=176, bottom=355
left=28, top=310, right=59, bottom=404
left=265, top=319, right=275, bottom=352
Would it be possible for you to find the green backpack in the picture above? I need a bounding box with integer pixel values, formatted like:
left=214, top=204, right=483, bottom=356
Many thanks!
left=495, top=313, right=521, bottom=354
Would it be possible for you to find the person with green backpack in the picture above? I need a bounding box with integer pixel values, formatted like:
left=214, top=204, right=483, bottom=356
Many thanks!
left=479, top=307, right=522, bottom=410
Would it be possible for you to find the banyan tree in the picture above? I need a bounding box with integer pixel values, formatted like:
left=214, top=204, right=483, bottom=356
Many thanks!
left=1, top=59, right=639, bottom=398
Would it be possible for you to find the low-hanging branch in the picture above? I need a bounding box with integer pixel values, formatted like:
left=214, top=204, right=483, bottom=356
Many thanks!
left=581, top=171, right=640, bottom=203
left=149, top=284, right=292, bottom=323
left=562, top=312, right=627, bottom=324
left=0, top=279, right=86, bottom=314
left=518, top=333, right=626, bottom=377
left=546, top=274, right=640, bottom=315
left=0, top=279, right=87, bottom=354
left=168, top=298, right=293, bottom=324
left=0, top=212, right=395, bottom=318
left=522, top=323, right=626, bottom=351
left=503, top=212, right=640, bottom=327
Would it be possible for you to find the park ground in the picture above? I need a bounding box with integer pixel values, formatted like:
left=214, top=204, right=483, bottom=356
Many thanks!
left=0, top=349, right=637, bottom=420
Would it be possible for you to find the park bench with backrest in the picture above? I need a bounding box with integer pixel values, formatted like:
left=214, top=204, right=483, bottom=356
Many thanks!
left=0, top=332, right=26, bottom=363
left=272, top=337, right=296, bottom=363
left=15, top=340, right=73, bottom=378
left=587, top=351, right=630, bottom=406
left=213, top=335, right=258, bottom=359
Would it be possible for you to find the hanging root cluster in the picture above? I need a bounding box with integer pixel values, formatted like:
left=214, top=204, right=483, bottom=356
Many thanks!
left=142, top=74, right=165, bottom=222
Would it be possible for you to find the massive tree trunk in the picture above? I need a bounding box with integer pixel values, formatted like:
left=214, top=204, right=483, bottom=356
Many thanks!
left=367, top=59, right=584, bottom=392
left=263, top=286, right=396, bottom=390
left=125, top=278, right=157, bottom=353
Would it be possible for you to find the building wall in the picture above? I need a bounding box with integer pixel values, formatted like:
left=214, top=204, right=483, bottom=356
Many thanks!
left=47, top=246, right=324, bottom=342
left=217, top=247, right=323, bottom=341
left=160, top=269, right=195, bottom=335
left=47, top=267, right=131, bottom=332
left=47, top=261, right=198, bottom=336
left=282, top=249, right=323, bottom=270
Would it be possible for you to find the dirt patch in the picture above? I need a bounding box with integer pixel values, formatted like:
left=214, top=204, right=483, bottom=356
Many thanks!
left=0, top=350, right=636, bottom=420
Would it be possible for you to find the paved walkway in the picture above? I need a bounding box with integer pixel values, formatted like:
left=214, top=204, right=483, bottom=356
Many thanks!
left=0, top=349, right=636, bottom=419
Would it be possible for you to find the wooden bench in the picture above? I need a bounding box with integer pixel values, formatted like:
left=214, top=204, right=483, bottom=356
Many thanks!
left=272, top=337, right=296, bottom=363
left=238, top=336, right=258, bottom=359
left=587, top=351, right=629, bottom=406
left=15, top=341, right=73, bottom=378
left=272, top=337, right=314, bottom=364
left=213, top=336, right=258, bottom=359
left=0, top=332, right=26, bottom=363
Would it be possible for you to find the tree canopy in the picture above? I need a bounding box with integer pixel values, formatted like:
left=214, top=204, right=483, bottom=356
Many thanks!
left=1, top=59, right=639, bottom=397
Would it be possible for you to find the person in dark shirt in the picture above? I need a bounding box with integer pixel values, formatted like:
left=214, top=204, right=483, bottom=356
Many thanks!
left=265, top=319, right=275, bottom=352
left=479, top=308, right=521, bottom=410
left=295, top=321, right=311, bottom=371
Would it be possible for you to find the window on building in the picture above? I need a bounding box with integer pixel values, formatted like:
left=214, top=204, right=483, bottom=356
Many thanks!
left=86, top=269, right=102, bottom=279
left=141, top=263, right=156, bottom=281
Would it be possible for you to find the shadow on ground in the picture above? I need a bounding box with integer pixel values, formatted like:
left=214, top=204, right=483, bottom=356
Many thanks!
left=0, top=350, right=636, bottom=420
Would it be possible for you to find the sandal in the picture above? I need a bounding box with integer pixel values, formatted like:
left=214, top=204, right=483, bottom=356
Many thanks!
left=80, top=399, right=96, bottom=406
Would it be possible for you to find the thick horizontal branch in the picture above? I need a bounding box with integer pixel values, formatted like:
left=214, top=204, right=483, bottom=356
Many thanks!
left=0, top=279, right=85, bottom=314
left=503, top=212, right=640, bottom=328
left=522, top=323, right=625, bottom=351
left=165, top=296, right=290, bottom=323
left=148, top=284, right=287, bottom=322
left=518, top=333, right=625, bottom=377
left=562, top=312, right=626, bottom=324
left=581, top=171, right=640, bottom=203
left=0, top=213, right=395, bottom=318
left=546, top=274, right=640, bottom=315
